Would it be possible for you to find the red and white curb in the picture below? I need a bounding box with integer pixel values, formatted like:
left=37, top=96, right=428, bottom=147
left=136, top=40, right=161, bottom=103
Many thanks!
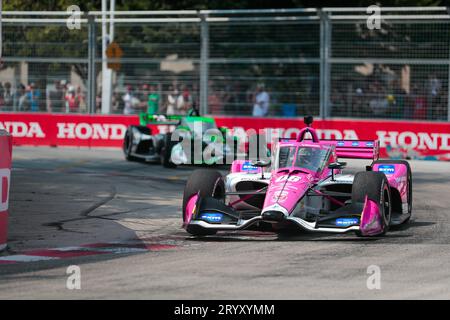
left=0, top=241, right=178, bottom=264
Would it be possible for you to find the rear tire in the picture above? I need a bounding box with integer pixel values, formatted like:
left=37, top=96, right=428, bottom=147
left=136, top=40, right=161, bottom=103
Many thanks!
left=353, top=171, right=391, bottom=236
left=161, top=133, right=177, bottom=168
left=182, top=169, right=225, bottom=236
left=123, top=126, right=150, bottom=161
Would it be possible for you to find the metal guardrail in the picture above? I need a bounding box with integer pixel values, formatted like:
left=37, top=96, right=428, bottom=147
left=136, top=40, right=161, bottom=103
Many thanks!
left=0, top=7, right=449, bottom=121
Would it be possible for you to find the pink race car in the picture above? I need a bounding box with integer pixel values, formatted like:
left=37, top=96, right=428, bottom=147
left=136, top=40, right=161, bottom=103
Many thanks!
left=182, top=117, right=412, bottom=237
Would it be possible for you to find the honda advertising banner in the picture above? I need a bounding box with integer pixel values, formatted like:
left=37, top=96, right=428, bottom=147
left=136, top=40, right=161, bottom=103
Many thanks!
left=0, top=113, right=449, bottom=161
left=214, top=116, right=450, bottom=161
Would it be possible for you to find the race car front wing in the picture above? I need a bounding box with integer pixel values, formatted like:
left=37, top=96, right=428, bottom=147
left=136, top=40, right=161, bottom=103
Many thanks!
left=185, top=194, right=383, bottom=236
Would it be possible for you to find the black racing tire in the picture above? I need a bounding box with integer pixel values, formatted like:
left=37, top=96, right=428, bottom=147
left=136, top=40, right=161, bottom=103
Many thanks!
left=373, top=159, right=412, bottom=221
left=123, top=126, right=150, bottom=161
left=161, top=133, right=177, bottom=168
left=182, top=169, right=225, bottom=236
left=353, top=171, right=391, bottom=237
left=123, top=129, right=135, bottom=161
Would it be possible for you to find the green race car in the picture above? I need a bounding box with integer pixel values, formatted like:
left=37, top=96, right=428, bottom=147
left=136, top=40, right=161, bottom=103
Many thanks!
left=123, top=111, right=241, bottom=168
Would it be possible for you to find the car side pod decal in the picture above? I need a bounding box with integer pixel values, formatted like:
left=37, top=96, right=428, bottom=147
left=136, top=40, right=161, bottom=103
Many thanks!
left=183, top=193, right=199, bottom=228
left=359, top=195, right=384, bottom=236
left=230, top=159, right=261, bottom=174
left=336, top=218, right=359, bottom=227
left=377, top=165, right=395, bottom=175
left=199, top=213, right=224, bottom=223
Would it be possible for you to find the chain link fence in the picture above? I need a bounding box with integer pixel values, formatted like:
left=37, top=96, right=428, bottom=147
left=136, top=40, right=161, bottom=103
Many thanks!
left=0, top=8, right=449, bottom=121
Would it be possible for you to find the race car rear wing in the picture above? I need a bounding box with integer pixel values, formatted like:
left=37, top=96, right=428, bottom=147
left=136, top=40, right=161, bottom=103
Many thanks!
left=139, top=113, right=183, bottom=126
left=321, top=140, right=380, bottom=160
left=279, top=138, right=380, bottom=160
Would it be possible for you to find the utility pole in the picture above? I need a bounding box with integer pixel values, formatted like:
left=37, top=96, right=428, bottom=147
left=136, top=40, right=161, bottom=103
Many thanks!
left=88, top=14, right=96, bottom=114
left=108, top=0, right=115, bottom=112
left=0, top=0, right=3, bottom=61
left=101, top=0, right=113, bottom=114
left=200, top=13, right=209, bottom=115
left=109, top=0, right=115, bottom=41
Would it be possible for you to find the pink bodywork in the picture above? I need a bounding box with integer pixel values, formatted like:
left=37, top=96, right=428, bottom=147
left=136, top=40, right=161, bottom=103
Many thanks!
left=292, top=127, right=379, bottom=160
left=263, top=168, right=314, bottom=214
left=261, top=128, right=336, bottom=214
left=261, top=127, right=387, bottom=236
left=325, top=140, right=379, bottom=160
left=184, top=193, right=199, bottom=227
left=373, top=163, right=409, bottom=204
left=186, top=126, right=394, bottom=236
left=359, top=196, right=384, bottom=236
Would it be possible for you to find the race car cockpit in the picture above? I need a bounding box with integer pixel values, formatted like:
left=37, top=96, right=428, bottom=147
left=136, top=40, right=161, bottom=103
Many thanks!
left=275, top=145, right=330, bottom=172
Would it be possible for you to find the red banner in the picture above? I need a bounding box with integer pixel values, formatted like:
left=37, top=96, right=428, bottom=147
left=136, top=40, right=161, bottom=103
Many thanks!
left=0, top=113, right=449, bottom=161
left=214, top=116, right=450, bottom=161
left=0, top=113, right=139, bottom=148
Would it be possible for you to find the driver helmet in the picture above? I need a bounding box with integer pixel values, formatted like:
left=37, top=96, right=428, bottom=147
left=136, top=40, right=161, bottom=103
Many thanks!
left=298, top=147, right=321, bottom=165
left=298, top=148, right=312, bottom=156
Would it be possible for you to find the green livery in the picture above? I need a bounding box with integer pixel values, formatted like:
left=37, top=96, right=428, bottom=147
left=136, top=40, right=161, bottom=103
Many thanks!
left=124, top=110, right=240, bottom=168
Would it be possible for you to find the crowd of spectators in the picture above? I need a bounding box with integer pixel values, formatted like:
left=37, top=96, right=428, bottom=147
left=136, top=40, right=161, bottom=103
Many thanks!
left=87, top=73, right=446, bottom=120
left=208, top=82, right=271, bottom=117
left=0, top=75, right=447, bottom=121
left=0, top=80, right=87, bottom=113
left=105, top=83, right=197, bottom=115
left=330, top=73, right=448, bottom=121
left=47, top=80, right=87, bottom=113
left=110, top=81, right=275, bottom=117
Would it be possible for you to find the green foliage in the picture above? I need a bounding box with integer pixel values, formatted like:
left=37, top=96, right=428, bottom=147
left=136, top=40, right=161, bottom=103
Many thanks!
left=3, top=0, right=445, bottom=86
left=5, top=0, right=444, bottom=11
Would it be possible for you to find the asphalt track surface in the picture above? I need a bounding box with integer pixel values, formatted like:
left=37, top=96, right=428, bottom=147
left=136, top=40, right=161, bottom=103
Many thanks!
left=0, top=146, right=450, bottom=299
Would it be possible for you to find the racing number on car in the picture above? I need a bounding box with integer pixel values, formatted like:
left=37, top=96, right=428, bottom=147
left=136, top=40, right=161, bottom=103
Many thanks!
left=275, top=175, right=301, bottom=183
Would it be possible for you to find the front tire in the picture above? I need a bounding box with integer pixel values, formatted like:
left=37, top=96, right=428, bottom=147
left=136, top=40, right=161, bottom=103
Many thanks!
left=182, top=169, right=225, bottom=236
left=373, top=159, right=412, bottom=220
left=353, top=171, right=391, bottom=236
